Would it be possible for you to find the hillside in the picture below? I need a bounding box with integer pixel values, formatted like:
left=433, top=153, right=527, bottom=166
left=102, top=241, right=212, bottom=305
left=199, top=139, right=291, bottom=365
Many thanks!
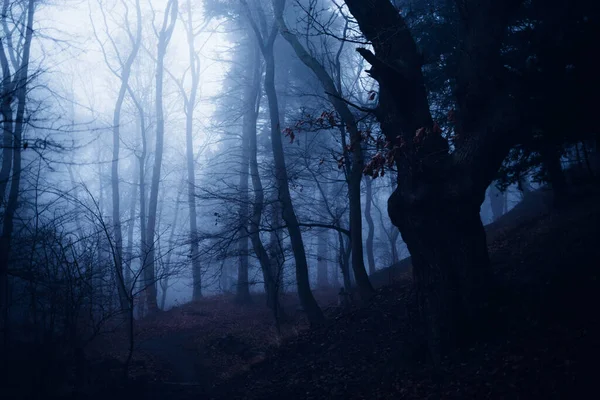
left=9, top=185, right=596, bottom=400
left=200, top=185, right=599, bottom=399
left=72, top=184, right=597, bottom=400
left=369, top=187, right=556, bottom=288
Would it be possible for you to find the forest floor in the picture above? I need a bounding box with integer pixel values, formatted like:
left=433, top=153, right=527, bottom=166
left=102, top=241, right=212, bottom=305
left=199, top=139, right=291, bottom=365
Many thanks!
left=201, top=185, right=599, bottom=399
left=36, top=183, right=600, bottom=399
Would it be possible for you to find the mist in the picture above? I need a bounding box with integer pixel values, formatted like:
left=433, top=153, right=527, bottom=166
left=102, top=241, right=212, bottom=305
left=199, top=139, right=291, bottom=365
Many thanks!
left=1, top=0, right=598, bottom=398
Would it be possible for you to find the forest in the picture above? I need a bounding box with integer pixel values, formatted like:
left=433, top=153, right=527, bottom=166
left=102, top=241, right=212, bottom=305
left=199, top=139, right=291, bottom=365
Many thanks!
left=1, top=0, right=599, bottom=398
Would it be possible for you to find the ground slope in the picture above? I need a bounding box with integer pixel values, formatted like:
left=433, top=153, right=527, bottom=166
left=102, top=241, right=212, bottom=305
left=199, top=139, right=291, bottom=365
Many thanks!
left=204, top=186, right=599, bottom=399
left=50, top=185, right=598, bottom=400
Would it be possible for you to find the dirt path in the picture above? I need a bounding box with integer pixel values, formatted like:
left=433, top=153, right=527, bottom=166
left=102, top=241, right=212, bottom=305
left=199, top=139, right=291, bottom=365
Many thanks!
left=137, top=330, right=209, bottom=384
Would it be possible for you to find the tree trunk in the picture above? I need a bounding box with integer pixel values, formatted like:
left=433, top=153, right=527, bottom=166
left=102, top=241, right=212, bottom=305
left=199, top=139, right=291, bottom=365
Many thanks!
left=240, top=2, right=324, bottom=324
left=93, top=0, right=142, bottom=314
left=317, top=228, right=329, bottom=288
left=0, top=0, right=34, bottom=346
left=236, top=87, right=251, bottom=304
left=268, top=194, right=284, bottom=299
left=364, top=178, right=376, bottom=274
left=262, top=39, right=323, bottom=325
left=0, top=37, right=13, bottom=206
left=144, top=0, right=178, bottom=313
left=389, top=192, right=492, bottom=361
left=243, top=40, right=284, bottom=324
left=124, top=166, right=138, bottom=291
left=273, top=0, right=373, bottom=298
left=159, top=185, right=182, bottom=310
left=337, top=229, right=352, bottom=291
left=183, top=0, right=202, bottom=301
left=344, top=0, right=523, bottom=360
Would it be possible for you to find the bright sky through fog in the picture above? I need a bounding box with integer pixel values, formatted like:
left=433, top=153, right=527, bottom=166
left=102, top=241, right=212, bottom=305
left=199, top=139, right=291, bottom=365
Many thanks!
left=36, top=0, right=228, bottom=144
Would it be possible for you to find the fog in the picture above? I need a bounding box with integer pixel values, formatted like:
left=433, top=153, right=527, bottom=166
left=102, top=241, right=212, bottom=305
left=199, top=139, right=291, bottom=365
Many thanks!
left=2, top=0, right=597, bottom=398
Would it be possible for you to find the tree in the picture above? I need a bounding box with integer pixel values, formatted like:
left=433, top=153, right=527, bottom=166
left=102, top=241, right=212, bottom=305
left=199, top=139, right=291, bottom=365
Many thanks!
left=273, top=0, right=374, bottom=298
left=236, top=71, right=252, bottom=303
left=91, top=0, right=143, bottom=313
left=144, top=0, right=178, bottom=313
left=177, top=0, right=204, bottom=300
left=343, top=0, right=525, bottom=360
left=364, top=176, right=376, bottom=275
left=0, top=0, right=36, bottom=345
left=241, top=0, right=324, bottom=325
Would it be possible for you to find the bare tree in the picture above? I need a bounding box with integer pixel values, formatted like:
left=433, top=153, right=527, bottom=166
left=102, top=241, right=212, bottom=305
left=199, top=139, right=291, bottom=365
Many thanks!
left=273, top=0, right=374, bottom=298
left=0, top=0, right=35, bottom=345
left=243, top=33, right=284, bottom=321
left=144, top=0, right=178, bottom=313
left=90, top=0, right=143, bottom=313
left=241, top=0, right=324, bottom=325
left=237, top=89, right=252, bottom=303
left=172, top=0, right=205, bottom=300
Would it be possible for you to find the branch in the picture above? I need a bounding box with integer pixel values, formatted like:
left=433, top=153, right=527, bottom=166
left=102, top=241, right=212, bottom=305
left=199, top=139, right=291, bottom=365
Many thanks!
left=298, top=222, right=350, bottom=237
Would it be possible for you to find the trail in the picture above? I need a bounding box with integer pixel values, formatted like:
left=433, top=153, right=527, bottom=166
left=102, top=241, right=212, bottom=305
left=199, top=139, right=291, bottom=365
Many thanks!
left=138, top=329, right=209, bottom=385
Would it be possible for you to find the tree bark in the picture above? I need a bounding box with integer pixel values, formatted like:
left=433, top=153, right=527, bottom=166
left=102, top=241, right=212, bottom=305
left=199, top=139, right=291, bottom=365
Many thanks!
left=364, top=178, right=376, bottom=275
left=144, top=0, right=178, bottom=313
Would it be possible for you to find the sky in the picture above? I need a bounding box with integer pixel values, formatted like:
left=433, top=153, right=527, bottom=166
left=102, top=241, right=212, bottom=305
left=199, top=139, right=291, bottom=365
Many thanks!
left=36, top=0, right=228, bottom=134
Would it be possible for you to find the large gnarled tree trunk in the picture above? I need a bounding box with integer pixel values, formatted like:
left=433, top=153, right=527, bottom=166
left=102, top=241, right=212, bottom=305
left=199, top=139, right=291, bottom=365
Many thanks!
left=343, top=0, right=523, bottom=360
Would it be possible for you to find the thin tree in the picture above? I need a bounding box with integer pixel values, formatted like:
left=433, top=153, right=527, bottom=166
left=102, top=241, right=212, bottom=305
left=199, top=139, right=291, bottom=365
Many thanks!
left=273, top=0, right=374, bottom=298
left=240, top=0, right=324, bottom=325
left=144, top=0, right=178, bottom=313
left=175, top=0, right=204, bottom=300
left=90, top=0, right=143, bottom=313
left=0, top=0, right=35, bottom=346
